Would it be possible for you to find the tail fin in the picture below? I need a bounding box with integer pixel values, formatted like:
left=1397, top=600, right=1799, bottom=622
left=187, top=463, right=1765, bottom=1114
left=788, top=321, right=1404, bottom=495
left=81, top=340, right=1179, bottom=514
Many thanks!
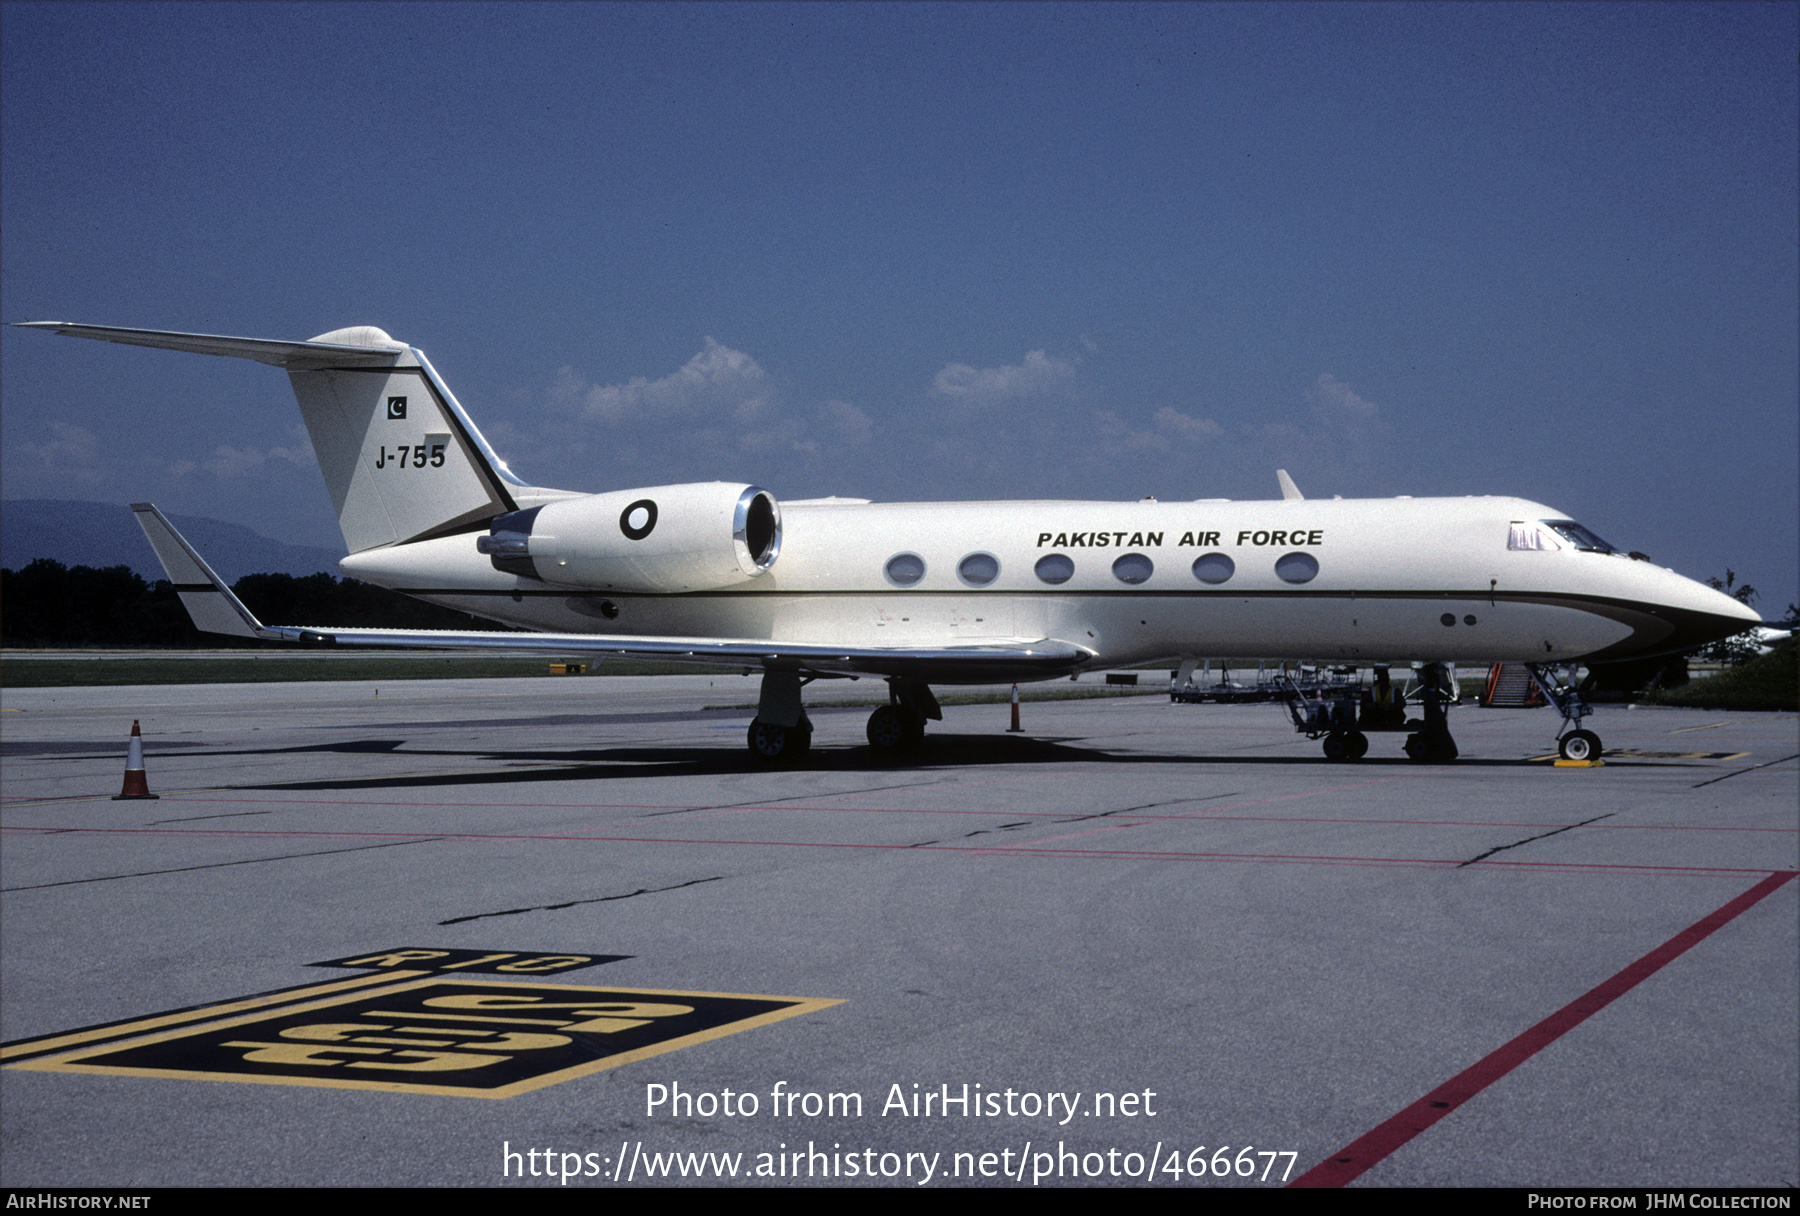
left=17, top=321, right=523, bottom=553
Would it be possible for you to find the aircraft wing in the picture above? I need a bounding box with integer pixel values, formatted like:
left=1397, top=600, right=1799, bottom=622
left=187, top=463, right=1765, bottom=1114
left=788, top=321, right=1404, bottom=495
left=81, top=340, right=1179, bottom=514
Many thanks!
left=131, top=504, right=1089, bottom=682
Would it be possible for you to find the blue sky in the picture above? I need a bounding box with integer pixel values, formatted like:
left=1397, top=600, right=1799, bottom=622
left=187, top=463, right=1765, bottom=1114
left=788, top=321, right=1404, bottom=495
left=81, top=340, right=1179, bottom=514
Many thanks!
left=4, top=2, right=1795, bottom=607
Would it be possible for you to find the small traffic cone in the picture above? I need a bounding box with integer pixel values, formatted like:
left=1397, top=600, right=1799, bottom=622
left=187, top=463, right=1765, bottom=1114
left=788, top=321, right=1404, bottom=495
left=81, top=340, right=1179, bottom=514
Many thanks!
left=113, top=720, right=159, bottom=800
left=1008, top=683, right=1022, bottom=732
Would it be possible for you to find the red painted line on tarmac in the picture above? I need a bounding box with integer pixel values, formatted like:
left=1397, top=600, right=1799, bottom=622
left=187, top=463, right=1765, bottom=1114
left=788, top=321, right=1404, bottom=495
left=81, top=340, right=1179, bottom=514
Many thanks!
left=0, top=824, right=1781, bottom=875
left=66, top=792, right=1796, bottom=834
left=1288, top=869, right=1800, bottom=1188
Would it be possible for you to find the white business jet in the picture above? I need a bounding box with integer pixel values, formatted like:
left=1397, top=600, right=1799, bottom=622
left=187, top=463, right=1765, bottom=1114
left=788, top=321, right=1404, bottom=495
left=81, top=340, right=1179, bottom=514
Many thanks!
left=17, top=321, right=1761, bottom=764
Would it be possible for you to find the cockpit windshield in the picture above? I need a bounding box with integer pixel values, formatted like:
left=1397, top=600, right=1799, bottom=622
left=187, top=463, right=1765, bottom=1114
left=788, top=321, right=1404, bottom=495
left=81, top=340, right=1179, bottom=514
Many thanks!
left=1508, top=520, right=1618, bottom=553
left=1543, top=521, right=1615, bottom=553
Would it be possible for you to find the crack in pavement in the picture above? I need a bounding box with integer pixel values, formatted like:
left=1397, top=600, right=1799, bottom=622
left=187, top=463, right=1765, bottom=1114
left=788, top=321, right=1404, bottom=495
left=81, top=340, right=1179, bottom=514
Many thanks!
left=438, top=875, right=725, bottom=924
left=1055, top=791, right=1243, bottom=824
left=636, top=779, right=955, bottom=818
left=1693, top=753, right=1800, bottom=789
left=0, top=837, right=443, bottom=891
left=1458, top=814, right=1615, bottom=868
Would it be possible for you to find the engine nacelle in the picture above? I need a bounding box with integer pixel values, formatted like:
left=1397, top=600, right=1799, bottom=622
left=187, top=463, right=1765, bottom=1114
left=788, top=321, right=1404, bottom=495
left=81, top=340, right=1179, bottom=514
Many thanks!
left=477, top=483, right=780, bottom=592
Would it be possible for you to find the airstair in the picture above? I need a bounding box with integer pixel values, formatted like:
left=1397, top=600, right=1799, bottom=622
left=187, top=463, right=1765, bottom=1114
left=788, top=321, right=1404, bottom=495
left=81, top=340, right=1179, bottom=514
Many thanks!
left=1484, top=663, right=1544, bottom=707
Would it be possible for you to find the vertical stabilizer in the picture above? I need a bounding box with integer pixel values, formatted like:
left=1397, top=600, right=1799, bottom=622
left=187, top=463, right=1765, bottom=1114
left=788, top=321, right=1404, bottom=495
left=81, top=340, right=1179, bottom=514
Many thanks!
left=288, top=328, right=519, bottom=552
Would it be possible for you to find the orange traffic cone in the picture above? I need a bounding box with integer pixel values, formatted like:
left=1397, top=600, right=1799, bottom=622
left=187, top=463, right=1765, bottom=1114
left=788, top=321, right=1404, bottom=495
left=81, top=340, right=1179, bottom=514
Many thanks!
left=113, top=720, right=159, bottom=800
left=1008, top=683, right=1022, bottom=732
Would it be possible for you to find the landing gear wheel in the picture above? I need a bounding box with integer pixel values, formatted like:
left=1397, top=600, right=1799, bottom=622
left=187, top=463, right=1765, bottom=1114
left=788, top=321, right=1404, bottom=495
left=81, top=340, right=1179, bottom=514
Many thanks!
left=866, top=705, right=924, bottom=753
left=1322, top=732, right=1349, bottom=762
left=1558, top=729, right=1601, bottom=762
left=747, top=720, right=811, bottom=765
left=1346, top=731, right=1369, bottom=760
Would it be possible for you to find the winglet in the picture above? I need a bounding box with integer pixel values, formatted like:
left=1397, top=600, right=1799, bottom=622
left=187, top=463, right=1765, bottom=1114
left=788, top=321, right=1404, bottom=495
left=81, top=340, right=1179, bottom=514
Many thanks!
left=1276, top=469, right=1304, bottom=501
left=130, top=504, right=270, bottom=639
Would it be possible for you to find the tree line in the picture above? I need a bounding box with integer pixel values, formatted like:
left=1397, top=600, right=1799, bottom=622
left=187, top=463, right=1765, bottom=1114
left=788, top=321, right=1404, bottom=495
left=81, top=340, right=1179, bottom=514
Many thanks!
left=0, top=559, right=512, bottom=648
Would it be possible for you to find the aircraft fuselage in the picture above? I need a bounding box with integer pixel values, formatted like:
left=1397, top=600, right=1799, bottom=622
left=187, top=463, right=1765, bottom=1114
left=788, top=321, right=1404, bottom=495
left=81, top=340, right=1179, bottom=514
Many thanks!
left=341, top=494, right=1751, bottom=678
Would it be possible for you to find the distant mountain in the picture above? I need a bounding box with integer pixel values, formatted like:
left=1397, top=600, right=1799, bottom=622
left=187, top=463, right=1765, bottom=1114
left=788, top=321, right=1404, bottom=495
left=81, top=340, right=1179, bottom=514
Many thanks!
left=1, top=499, right=345, bottom=584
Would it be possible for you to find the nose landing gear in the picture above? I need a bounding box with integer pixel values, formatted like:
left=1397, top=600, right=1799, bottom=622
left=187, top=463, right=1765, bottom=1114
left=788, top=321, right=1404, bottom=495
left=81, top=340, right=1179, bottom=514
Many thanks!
left=1526, top=664, right=1602, bottom=762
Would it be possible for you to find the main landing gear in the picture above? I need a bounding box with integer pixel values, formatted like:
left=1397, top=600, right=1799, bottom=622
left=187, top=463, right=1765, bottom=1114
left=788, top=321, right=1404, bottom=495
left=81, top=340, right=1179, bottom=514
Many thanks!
left=1525, top=663, right=1602, bottom=761
left=746, top=716, right=812, bottom=764
left=746, top=671, right=813, bottom=765
left=865, top=679, right=941, bottom=756
left=746, top=672, right=942, bottom=763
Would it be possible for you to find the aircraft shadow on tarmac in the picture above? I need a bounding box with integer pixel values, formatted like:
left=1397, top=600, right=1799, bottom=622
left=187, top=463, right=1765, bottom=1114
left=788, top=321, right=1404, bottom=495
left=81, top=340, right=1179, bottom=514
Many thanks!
left=201, top=735, right=1615, bottom=791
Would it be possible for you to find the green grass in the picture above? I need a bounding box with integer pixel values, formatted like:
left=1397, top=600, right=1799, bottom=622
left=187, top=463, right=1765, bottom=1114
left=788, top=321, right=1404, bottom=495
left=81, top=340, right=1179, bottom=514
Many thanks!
left=0, top=653, right=748, bottom=688
left=1642, top=639, right=1798, bottom=712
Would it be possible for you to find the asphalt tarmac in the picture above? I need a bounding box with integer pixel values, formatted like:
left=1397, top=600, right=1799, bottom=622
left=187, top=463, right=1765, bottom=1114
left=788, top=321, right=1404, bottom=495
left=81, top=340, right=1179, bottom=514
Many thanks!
left=2, top=675, right=1795, bottom=1188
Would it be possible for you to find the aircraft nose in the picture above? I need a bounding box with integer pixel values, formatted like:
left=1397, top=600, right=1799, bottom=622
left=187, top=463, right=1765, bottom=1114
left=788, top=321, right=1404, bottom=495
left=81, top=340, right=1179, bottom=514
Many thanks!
left=1629, top=577, right=1763, bottom=658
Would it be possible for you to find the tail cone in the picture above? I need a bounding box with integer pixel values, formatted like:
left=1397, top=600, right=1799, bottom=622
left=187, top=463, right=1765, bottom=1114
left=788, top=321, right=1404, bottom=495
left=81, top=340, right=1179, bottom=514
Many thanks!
left=113, top=720, right=159, bottom=800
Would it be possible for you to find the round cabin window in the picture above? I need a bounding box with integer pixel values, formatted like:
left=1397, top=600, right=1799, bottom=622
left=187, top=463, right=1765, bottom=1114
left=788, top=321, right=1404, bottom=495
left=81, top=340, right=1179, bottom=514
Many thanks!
left=1274, top=552, right=1319, bottom=584
left=1112, top=553, right=1154, bottom=585
left=1192, top=552, right=1235, bottom=584
left=884, top=553, right=926, bottom=586
left=958, top=553, right=1000, bottom=586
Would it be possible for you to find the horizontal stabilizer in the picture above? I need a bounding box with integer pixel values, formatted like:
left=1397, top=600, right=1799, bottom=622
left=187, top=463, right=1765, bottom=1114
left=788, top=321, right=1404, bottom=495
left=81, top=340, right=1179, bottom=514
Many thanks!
left=13, top=321, right=403, bottom=369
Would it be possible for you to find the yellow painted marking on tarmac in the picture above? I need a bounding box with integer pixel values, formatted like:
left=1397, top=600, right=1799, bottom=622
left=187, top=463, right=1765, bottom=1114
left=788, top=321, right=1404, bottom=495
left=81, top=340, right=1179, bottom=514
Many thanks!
left=1553, top=759, right=1604, bottom=768
left=13, top=979, right=843, bottom=1099
left=0, top=971, right=430, bottom=1061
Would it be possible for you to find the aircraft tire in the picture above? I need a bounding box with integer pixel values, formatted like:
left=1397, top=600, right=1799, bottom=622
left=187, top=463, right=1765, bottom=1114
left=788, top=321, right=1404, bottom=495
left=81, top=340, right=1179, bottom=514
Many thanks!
left=747, top=720, right=809, bottom=766
left=1558, top=730, right=1601, bottom=762
left=867, top=705, right=924, bottom=753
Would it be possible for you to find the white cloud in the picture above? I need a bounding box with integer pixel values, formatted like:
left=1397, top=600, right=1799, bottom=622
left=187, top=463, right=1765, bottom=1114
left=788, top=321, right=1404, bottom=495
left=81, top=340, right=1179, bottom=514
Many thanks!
left=202, top=445, right=266, bottom=478
left=509, top=343, right=877, bottom=492
left=1311, top=373, right=1380, bottom=419
left=817, top=399, right=872, bottom=447
left=16, top=422, right=105, bottom=486
left=931, top=350, right=1076, bottom=405
left=199, top=427, right=316, bottom=479
left=1153, top=406, right=1222, bottom=442
left=572, top=338, right=774, bottom=424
